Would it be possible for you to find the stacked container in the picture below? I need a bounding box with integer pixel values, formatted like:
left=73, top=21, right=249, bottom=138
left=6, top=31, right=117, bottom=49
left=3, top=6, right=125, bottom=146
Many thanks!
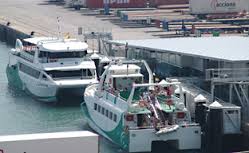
left=86, top=0, right=189, bottom=9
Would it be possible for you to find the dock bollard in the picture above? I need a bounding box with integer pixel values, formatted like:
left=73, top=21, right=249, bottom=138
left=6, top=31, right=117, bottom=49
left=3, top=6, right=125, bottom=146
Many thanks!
left=205, top=103, right=223, bottom=153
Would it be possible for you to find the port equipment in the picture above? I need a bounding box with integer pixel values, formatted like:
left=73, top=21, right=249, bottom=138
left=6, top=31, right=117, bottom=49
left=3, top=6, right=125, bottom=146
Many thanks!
left=206, top=68, right=249, bottom=122
left=78, top=27, right=112, bottom=55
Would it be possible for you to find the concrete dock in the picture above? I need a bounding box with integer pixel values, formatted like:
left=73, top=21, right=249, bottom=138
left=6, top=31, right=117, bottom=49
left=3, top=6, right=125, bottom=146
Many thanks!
left=1, top=0, right=248, bottom=44
left=0, top=0, right=156, bottom=40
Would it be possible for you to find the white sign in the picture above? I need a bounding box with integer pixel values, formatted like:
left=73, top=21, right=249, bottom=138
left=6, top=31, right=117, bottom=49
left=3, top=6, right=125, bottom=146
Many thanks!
left=190, top=0, right=249, bottom=14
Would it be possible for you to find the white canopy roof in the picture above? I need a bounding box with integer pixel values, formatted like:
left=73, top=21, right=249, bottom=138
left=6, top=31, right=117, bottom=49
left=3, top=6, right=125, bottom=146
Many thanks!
left=109, top=36, right=249, bottom=62
left=24, top=37, right=58, bottom=45
left=111, top=73, right=143, bottom=78
left=43, top=61, right=96, bottom=71
left=106, top=64, right=141, bottom=70
left=24, top=37, right=88, bottom=52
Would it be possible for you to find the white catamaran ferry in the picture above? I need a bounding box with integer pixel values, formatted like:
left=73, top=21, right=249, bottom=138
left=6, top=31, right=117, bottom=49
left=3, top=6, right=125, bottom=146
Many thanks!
left=81, top=60, right=201, bottom=152
left=7, top=37, right=98, bottom=102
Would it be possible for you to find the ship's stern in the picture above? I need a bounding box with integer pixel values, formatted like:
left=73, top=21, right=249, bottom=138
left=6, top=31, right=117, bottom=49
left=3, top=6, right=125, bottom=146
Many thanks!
left=128, top=125, right=201, bottom=152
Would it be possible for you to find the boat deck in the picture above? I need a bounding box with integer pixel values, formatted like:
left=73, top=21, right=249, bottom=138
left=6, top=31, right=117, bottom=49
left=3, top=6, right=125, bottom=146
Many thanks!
left=120, top=89, right=177, bottom=114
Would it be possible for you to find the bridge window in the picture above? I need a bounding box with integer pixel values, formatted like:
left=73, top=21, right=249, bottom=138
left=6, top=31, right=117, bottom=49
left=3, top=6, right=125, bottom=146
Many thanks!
left=94, top=103, right=97, bottom=110
left=101, top=107, right=105, bottom=115
left=105, top=110, right=109, bottom=117
left=39, top=51, right=86, bottom=59
left=114, top=114, right=117, bottom=122
left=93, top=103, right=117, bottom=122
left=45, top=69, right=94, bottom=80
left=109, top=112, right=113, bottom=120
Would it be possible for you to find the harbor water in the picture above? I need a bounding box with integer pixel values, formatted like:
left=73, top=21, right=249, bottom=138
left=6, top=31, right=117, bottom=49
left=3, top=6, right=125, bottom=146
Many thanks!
left=0, top=42, right=197, bottom=153
left=0, top=42, right=122, bottom=153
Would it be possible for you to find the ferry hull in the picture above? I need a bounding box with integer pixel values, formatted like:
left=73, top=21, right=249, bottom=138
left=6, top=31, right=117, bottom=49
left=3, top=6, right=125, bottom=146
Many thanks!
left=81, top=102, right=129, bottom=151
left=82, top=102, right=201, bottom=152
left=56, top=86, right=86, bottom=99
left=82, top=84, right=202, bottom=152
left=6, top=65, right=86, bottom=103
left=6, top=64, right=58, bottom=102
left=6, top=64, right=23, bottom=90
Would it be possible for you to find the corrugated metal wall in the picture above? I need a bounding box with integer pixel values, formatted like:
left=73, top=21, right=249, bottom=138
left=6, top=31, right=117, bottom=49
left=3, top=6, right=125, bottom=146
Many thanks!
left=86, top=0, right=189, bottom=8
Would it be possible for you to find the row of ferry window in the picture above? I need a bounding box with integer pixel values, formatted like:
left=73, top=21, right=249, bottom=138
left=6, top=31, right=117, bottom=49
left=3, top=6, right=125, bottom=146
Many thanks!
left=19, top=63, right=94, bottom=80
left=19, top=63, right=40, bottom=79
left=39, top=51, right=86, bottom=58
left=94, top=103, right=117, bottom=122
left=22, top=49, right=87, bottom=59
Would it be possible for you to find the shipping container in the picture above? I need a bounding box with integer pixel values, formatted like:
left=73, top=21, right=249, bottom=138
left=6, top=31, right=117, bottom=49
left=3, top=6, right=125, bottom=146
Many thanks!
left=0, top=131, right=99, bottom=153
left=86, top=0, right=189, bottom=9
left=190, top=0, right=249, bottom=14
left=154, top=0, right=188, bottom=6
left=65, top=0, right=86, bottom=9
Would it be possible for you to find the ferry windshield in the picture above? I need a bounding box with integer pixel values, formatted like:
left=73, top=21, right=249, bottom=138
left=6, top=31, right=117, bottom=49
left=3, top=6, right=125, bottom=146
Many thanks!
left=113, top=77, right=143, bottom=91
left=45, top=69, right=95, bottom=80
left=39, top=51, right=86, bottom=59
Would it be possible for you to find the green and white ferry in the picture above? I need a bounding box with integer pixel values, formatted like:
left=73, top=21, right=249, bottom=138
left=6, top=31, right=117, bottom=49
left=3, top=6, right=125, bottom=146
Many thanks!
left=81, top=60, right=201, bottom=152
left=7, top=37, right=98, bottom=102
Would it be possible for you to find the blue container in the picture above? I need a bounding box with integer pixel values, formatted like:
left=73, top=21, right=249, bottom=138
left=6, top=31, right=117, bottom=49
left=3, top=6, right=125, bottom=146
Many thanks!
left=162, top=20, right=169, bottom=31
left=104, top=4, right=110, bottom=15
left=122, top=14, right=128, bottom=21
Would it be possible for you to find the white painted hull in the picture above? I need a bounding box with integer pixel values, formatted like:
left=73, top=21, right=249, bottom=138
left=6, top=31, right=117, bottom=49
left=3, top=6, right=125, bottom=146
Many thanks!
left=19, top=72, right=58, bottom=102
left=7, top=64, right=94, bottom=103
left=19, top=71, right=91, bottom=102
left=83, top=85, right=202, bottom=152
left=128, top=126, right=201, bottom=152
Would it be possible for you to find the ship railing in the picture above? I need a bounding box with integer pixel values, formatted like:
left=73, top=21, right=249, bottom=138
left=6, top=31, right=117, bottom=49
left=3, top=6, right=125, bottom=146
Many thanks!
left=128, top=126, right=154, bottom=130
left=20, top=53, right=34, bottom=63
left=52, top=75, right=95, bottom=80
left=206, top=68, right=249, bottom=82
left=127, top=82, right=182, bottom=105
left=157, top=95, right=179, bottom=103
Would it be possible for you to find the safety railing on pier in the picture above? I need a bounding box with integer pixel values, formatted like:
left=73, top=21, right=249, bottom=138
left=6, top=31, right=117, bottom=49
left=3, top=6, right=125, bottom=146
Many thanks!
left=206, top=68, right=249, bottom=82
left=206, top=68, right=249, bottom=122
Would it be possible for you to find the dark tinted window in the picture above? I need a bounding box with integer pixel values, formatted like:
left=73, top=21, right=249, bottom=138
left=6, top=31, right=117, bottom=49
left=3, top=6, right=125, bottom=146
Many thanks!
left=105, top=110, right=109, bottom=117
left=46, top=70, right=82, bottom=78
left=109, top=112, right=113, bottom=120
left=101, top=107, right=105, bottom=115
left=19, top=63, right=40, bottom=79
left=45, top=69, right=93, bottom=79
left=39, top=51, right=86, bottom=58
left=94, top=103, right=97, bottom=110
left=114, top=114, right=117, bottom=122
